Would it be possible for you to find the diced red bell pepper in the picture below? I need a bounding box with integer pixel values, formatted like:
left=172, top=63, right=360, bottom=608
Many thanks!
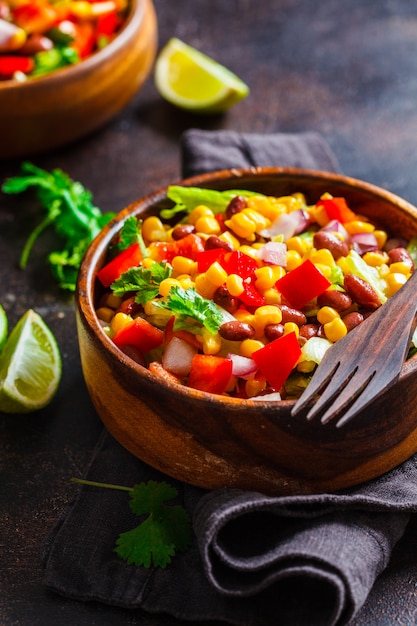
left=316, top=197, right=357, bottom=224
left=187, top=354, right=233, bottom=395
left=150, top=233, right=205, bottom=263
left=71, top=20, right=96, bottom=58
left=12, top=1, right=58, bottom=34
left=252, top=331, right=301, bottom=391
left=97, top=243, right=142, bottom=287
left=0, top=55, right=34, bottom=77
left=96, top=10, right=119, bottom=38
left=220, top=250, right=259, bottom=279
left=276, top=259, right=331, bottom=309
left=164, top=316, right=201, bottom=349
left=112, top=316, right=164, bottom=354
left=196, top=247, right=226, bottom=272
left=238, top=281, right=266, bottom=308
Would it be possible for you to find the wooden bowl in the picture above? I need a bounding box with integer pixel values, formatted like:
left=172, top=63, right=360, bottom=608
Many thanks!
left=76, top=168, right=417, bottom=495
left=0, top=0, right=157, bottom=159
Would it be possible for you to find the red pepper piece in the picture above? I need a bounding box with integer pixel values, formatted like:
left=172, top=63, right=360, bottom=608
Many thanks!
left=316, top=197, right=357, bottom=224
left=96, top=10, right=119, bottom=38
left=112, top=317, right=164, bottom=354
left=187, top=354, right=233, bottom=395
left=12, top=1, right=57, bottom=34
left=164, top=316, right=201, bottom=349
left=220, top=250, right=259, bottom=279
left=276, top=259, right=331, bottom=309
left=0, top=55, right=34, bottom=77
left=97, top=243, right=142, bottom=287
left=150, top=233, right=205, bottom=263
left=196, top=247, right=226, bottom=272
left=252, top=331, right=301, bottom=391
left=239, top=281, right=266, bottom=308
left=71, top=21, right=96, bottom=58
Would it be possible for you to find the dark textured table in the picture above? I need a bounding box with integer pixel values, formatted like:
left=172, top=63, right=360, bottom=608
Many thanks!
left=2, top=1, right=417, bottom=624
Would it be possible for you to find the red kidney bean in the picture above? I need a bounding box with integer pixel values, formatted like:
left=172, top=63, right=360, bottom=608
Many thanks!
left=204, top=235, right=234, bottom=251
left=19, top=34, right=53, bottom=55
left=342, top=311, right=364, bottom=332
left=278, top=304, right=307, bottom=326
left=313, top=230, right=350, bottom=260
left=225, top=195, right=248, bottom=218
left=264, top=323, right=285, bottom=341
left=317, top=289, right=352, bottom=312
left=299, top=323, right=319, bottom=340
left=120, top=345, right=146, bottom=367
left=387, top=247, right=414, bottom=270
left=219, top=320, right=255, bottom=341
left=343, top=274, right=381, bottom=309
left=171, top=224, right=196, bottom=240
left=117, top=296, right=142, bottom=317
left=213, top=286, right=239, bottom=313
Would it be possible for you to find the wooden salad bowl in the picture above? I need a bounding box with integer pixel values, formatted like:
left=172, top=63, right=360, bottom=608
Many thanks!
left=76, top=168, right=417, bottom=495
left=0, top=0, right=157, bottom=159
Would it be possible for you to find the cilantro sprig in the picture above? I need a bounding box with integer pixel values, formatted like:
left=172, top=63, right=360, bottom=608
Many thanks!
left=2, top=162, right=115, bottom=291
left=158, top=285, right=224, bottom=334
left=71, top=478, right=192, bottom=569
left=117, top=215, right=148, bottom=258
left=111, top=262, right=172, bottom=305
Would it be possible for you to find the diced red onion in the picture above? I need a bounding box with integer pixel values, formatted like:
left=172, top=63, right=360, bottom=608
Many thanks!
left=259, top=209, right=309, bottom=240
left=351, top=232, right=378, bottom=255
left=257, top=241, right=287, bottom=266
left=321, top=219, right=350, bottom=242
left=384, top=237, right=409, bottom=252
left=162, top=336, right=197, bottom=377
left=227, top=353, right=258, bottom=377
left=250, top=392, right=282, bottom=401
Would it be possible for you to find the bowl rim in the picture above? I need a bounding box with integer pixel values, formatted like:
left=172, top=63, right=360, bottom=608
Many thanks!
left=0, top=0, right=145, bottom=91
left=76, top=166, right=417, bottom=410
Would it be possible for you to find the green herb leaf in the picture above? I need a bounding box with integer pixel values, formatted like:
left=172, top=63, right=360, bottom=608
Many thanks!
left=111, top=262, right=172, bottom=304
left=2, top=162, right=115, bottom=291
left=158, top=285, right=223, bottom=333
left=118, top=216, right=148, bottom=258
left=31, top=46, right=79, bottom=77
left=161, top=185, right=263, bottom=219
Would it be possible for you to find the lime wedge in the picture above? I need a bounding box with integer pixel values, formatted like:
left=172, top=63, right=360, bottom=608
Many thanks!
left=0, top=309, right=62, bottom=413
left=154, top=38, right=249, bottom=114
left=0, top=305, right=8, bottom=353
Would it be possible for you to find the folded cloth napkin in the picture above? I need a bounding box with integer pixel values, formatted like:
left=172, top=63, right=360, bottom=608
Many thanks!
left=43, top=130, right=417, bottom=626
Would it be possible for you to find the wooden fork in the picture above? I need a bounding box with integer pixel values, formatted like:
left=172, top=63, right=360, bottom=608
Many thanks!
left=291, top=269, right=417, bottom=428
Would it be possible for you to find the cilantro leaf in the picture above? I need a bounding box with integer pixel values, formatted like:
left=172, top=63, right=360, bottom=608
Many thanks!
left=111, top=262, right=172, bottom=304
left=117, top=216, right=148, bottom=258
left=158, top=285, right=223, bottom=333
left=2, top=162, right=115, bottom=291
left=161, top=186, right=263, bottom=219
left=115, top=480, right=192, bottom=568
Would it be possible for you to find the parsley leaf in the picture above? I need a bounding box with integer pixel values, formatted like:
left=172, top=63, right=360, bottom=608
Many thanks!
left=2, top=162, right=115, bottom=291
left=158, top=285, right=223, bottom=333
left=71, top=477, right=192, bottom=569
left=111, top=262, right=172, bottom=304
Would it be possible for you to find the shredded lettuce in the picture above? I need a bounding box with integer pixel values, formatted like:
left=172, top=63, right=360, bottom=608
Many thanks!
left=297, top=336, right=333, bottom=369
left=161, top=186, right=264, bottom=219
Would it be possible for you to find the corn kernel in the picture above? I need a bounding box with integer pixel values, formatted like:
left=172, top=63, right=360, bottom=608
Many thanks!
left=247, top=195, right=283, bottom=220
left=171, top=255, right=197, bottom=275
left=238, top=244, right=259, bottom=259
left=323, top=318, right=347, bottom=342
left=263, top=287, right=282, bottom=304
left=309, top=203, right=329, bottom=227
left=110, top=312, right=132, bottom=335
left=362, top=251, right=389, bottom=267
left=240, top=338, right=265, bottom=357
left=142, top=257, right=155, bottom=269
left=309, top=248, right=336, bottom=267
left=245, top=377, right=267, bottom=398
left=286, top=236, right=309, bottom=256
left=386, top=272, right=407, bottom=295
left=254, top=305, right=283, bottom=330
left=234, top=309, right=255, bottom=326
left=344, top=220, right=375, bottom=234
left=159, top=277, right=181, bottom=297
left=317, top=306, right=340, bottom=325
left=177, top=275, right=195, bottom=290
left=241, top=208, right=270, bottom=231
left=255, top=265, right=282, bottom=291
left=219, top=230, right=240, bottom=249
left=96, top=306, right=115, bottom=324
left=195, top=215, right=221, bottom=235
left=373, top=230, right=388, bottom=249
left=142, top=216, right=166, bottom=242
left=286, top=250, right=303, bottom=271
left=188, top=205, right=214, bottom=225
left=205, top=261, right=228, bottom=287
left=201, top=329, right=222, bottom=355
left=389, top=261, right=412, bottom=276
left=378, top=263, right=390, bottom=278
left=283, top=322, right=299, bottom=338
left=226, top=212, right=257, bottom=240
left=226, top=273, right=245, bottom=296
left=194, top=273, right=217, bottom=299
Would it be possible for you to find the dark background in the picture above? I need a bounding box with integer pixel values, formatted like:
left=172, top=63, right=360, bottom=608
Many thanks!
left=2, top=1, right=417, bottom=624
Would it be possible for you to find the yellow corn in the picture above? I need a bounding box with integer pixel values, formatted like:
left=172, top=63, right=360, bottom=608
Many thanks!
left=205, top=261, right=228, bottom=287
left=247, top=195, right=283, bottom=220
left=344, top=220, right=375, bottom=234
left=194, top=273, right=217, bottom=299
left=110, top=312, right=132, bottom=335
left=362, top=251, right=389, bottom=267
left=309, top=203, right=329, bottom=227
left=238, top=244, right=260, bottom=259
left=240, top=338, right=265, bottom=357
left=283, top=322, right=299, bottom=338
left=286, top=236, right=310, bottom=256
left=263, top=287, right=282, bottom=304
left=187, top=205, right=213, bottom=225
left=195, top=215, right=221, bottom=235
left=389, top=261, right=412, bottom=277
left=309, top=248, right=336, bottom=267
left=386, top=272, right=407, bottom=296
left=142, top=257, right=155, bottom=269
left=245, top=377, right=267, bottom=398
left=323, top=318, right=347, bottom=342
left=96, top=306, right=115, bottom=324
left=177, top=275, right=195, bottom=290
left=202, top=329, right=222, bottom=355
left=171, top=255, right=197, bottom=276
left=234, top=309, right=255, bottom=326
left=142, top=216, right=166, bottom=242
left=317, top=306, right=340, bottom=325
left=373, top=229, right=388, bottom=249
left=241, top=208, right=270, bottom=231
left=219, top=230, right=240, bottom=249
left=255, top=265, right=285, bottom=292
left=286, top=249, right=303, bottom=271
left=254, top=305, right=283, bottom=332
left=226, top=273, right=245, bottom=296
left=159, top=277, right=181, bottom=297
left=225, top=212, right=257, bottom=240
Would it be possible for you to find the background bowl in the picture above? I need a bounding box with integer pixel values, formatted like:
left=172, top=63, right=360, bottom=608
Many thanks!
left=76, top=167, right=417, bottom=495
left=0, top=0, right=157, bottom=160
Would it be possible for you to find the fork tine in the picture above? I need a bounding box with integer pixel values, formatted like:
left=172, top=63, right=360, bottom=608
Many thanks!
left=290, top=358, right=340, bottom=415
left=303, top=363, right=360, bottom=421
left=319, top=369, right=376, bottom=425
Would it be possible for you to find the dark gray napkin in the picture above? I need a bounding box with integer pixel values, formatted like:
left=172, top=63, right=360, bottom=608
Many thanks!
left=43, top=130, right=417, bottom=626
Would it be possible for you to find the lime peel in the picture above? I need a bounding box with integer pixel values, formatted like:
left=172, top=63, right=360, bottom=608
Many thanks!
left=154, top=38, right=249, bottom=114
left=0, top=309, right=62, bottom=413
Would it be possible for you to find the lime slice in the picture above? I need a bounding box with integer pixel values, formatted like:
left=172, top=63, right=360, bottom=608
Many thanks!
left=0, top=305, right=8, bottom=353
left=154, top=38, right=249, bottom=114
left=0, top=309, right=62, bottom=413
